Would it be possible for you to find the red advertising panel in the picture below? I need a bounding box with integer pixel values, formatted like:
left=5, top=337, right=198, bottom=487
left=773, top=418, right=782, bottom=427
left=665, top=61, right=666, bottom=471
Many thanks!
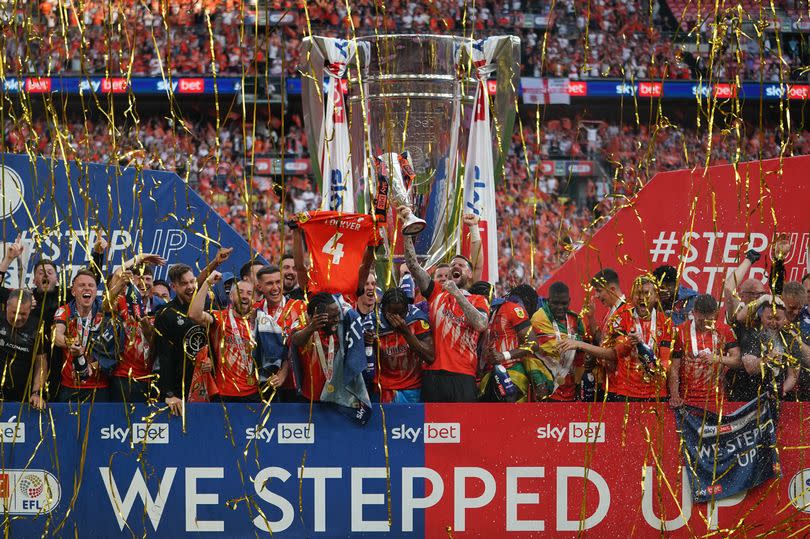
left=177, top=78, right=205, bottom=93
left=567, top=81, right=587, bottom=96
left=101, top=77, right=128, bottom=93
left=25, top=77, right=51, bottom=93
left=712, top=83, right=737, bottom=99
left=541, top=156, right=810, bottom=309
left=638, top=82, right=663, bottom=97
left=423, top=403, right=810, bottom=538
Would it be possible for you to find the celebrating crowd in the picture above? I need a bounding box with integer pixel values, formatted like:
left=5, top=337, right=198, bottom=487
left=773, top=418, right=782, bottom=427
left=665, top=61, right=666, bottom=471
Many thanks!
left=0, top=207, right=807, bottom=414
left=1, top=0, right=805, bottom=83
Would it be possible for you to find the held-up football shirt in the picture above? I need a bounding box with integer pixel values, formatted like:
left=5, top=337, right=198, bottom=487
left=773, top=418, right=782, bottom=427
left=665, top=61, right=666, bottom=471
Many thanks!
left=297, top=211, right=375, bottom=296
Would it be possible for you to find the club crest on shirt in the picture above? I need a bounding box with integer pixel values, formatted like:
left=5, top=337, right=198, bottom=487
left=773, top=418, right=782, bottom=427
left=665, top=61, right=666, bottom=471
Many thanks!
left=514, top=307, right=525, bottom=319
left=297, top=211, right=311, bottom=224
left=183, top=325, right=208, bottom=356
left=420, top=320, right=430, bottom=331
left=177, top=317, right=185, bottom=326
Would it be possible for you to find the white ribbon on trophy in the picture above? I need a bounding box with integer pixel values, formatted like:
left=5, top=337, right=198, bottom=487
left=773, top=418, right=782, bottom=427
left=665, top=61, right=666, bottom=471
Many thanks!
left=319, top=38, right=356, bottom=213
left=461, top=37, right=504, bottom=283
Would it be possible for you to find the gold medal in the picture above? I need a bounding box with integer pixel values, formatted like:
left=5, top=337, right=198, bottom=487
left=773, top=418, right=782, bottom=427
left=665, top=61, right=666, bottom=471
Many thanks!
left=247, top=374, right=256, bottom=386
left=326, top=383, right=335, bottom=393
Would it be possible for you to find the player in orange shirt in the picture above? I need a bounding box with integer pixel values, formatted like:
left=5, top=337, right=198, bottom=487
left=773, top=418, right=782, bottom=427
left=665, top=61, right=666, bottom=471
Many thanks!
left=371, top=287, right=434, bottom=403
left=604, top=275, right=675, bottom=401
left=52, top=269, right=108, bottom=402
left=401, top=212, right=489, bottom=402
left=288, top=292, right=343, bottom=402
left=190, top=271, right=262, bottom=402
left=668, top=294, right=741, bottom=410
left=255, top=264, right=306, bottom=401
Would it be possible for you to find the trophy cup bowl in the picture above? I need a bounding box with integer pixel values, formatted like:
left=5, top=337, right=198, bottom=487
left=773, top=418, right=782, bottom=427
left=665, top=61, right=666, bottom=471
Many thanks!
left=300, top=34, right=519, bottom=266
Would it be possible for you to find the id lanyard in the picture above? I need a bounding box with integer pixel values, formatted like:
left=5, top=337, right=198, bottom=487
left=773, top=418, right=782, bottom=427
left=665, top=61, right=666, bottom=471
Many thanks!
left=228, top=308, right=256, bottom=371
left=690, top=320, right=718, bottom=359
left=632, top=308, right=657, bottom=349
left=313, top=333, right=336, bottom=381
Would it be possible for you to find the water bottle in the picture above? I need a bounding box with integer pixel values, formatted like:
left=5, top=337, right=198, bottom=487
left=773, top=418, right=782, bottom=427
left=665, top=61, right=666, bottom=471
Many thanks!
left=636, top=342, right=657, bottom=375
left=581, top=371, right=596, bottom=402
left=493, top=364, right=517, bottom=398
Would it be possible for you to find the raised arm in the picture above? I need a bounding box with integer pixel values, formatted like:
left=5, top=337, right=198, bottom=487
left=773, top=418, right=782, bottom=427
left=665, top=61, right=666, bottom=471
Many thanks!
left=89, top=233, right=109, bottom=284
left=402, top=234, right=431, bottom=296
left=442, top=280, right=487, bottom=332
left=29, top=353, right=48, bottom=410
left=292, top=228, right=310, bottom=293
left=189, top=271, right=218, bottom=326
left=724, top=249, right=757, bottom=323
left=0, top=237, right=24, bottom=304
left=769, top=233, right=790, bottom=295
left=462, top=214, right=484, bottom=283
left=197, top=247, right=233, bottom=286
left=355, top=246, right=375, bottom=297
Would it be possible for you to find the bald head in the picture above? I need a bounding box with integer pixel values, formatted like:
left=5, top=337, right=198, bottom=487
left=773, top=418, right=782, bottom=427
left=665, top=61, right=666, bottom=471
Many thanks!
left=739, top=278, right=765, bottom=304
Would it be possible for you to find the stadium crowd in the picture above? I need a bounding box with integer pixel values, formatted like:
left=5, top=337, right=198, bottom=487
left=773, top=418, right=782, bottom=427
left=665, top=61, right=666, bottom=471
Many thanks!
left=0, top=212, right=807, bottom=412
left=0, top=0, right=803, bottom=82
left=7, top=111, right=805, bottom=285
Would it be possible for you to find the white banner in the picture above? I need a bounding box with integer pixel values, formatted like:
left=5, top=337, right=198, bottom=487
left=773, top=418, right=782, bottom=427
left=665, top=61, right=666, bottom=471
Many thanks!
left=521, top=77, right=571, bottom=105
left=319, top=39, right=356, bottom=212
left=461, top=37, right=505, bottom=283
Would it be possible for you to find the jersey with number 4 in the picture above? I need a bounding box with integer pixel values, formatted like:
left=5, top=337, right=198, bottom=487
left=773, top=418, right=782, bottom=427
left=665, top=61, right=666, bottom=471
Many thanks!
left=298, top=210, right=375, bottom=296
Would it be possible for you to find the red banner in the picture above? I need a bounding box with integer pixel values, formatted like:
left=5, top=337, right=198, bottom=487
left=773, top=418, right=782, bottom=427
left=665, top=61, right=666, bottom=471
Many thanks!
left=541, top=156, right=810, bottom=309
left=423, top=402, right=810, bottom=537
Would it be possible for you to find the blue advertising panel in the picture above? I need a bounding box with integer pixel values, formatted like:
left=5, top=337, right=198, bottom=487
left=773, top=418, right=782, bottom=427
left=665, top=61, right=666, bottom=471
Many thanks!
left=1, top=403, right=425, bottom=538
left=0, top=153, right=258, bottom=283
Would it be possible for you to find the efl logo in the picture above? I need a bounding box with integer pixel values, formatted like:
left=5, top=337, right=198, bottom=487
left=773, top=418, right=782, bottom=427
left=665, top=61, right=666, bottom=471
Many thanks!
left=132, top=423, right=169, bottom=444
left=567, top=81, right=587, bottom=96
left=277, top=423, right=314, bottom=444
left=423, top=422, right=460, bottom=444
left=568, top=422, right=605, bottom=443
left=178, top=78, right=205, bottom=93
left=638, top=82, right=663, bottom=97
left=0, top=418, right=25, bottom=443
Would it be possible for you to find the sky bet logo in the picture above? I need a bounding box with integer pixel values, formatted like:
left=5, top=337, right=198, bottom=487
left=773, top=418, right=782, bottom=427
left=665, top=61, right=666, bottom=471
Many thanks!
left=100, top=423, right=169, bottom=444
left=244, top=424, right=314, bottom=444
left=536, top=422, right=605, bottom=443
left=391, top=423, right=461, bottom=444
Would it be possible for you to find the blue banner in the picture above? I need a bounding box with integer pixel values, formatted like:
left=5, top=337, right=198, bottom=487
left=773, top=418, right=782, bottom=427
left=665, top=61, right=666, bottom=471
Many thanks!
left=0, top=153, right=257, bottom=283
left=1, top=403, right=425, bottom=538
left=2, top=76, right=246, bottom=96
left=568, top=80, right=809, bottom=101
left=676, top=397, right=780, bottom=503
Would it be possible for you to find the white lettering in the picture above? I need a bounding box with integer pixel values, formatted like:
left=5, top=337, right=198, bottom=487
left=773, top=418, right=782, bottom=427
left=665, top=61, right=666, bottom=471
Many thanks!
left=454, top=467, right=496, bottom=531
left=642, top=467, right=692, bottom=531
left=253, top=467, right=294, bottom=532
left=401, top=467, right=444, bottom=532
left=100, top=466, right=176, bottom=531
left=351, top=468, right=390, bottom=532
left=556, top=467, right=610, bottom=531
left=185, top=467, right=224, bottom=532
left=506, top=467, right=545, bottom=531
left=299, top=467, right=342, bottom=531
